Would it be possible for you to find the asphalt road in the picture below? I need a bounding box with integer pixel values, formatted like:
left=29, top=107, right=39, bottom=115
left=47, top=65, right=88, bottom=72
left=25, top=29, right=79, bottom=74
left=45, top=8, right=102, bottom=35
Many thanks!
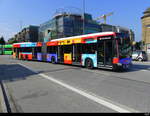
left=0, top=55, right=150, bottom=113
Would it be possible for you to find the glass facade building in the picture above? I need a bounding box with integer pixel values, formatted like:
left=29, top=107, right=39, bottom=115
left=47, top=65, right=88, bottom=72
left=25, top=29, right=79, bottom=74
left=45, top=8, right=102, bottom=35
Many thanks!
left=39, top=13, right=101, bottom=42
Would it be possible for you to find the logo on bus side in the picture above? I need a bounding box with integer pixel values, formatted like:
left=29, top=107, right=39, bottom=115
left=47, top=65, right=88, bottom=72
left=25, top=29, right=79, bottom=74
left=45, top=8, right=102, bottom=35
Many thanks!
left=99, top=37, right=112, bottom=40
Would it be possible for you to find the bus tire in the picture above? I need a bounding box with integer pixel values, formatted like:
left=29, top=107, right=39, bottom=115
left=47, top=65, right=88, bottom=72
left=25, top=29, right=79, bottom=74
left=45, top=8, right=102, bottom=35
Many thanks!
left=85, top=59, right=94, bottom=69
left=112, top=64, right=119, bottom=72
left=51, top=57, right=56, bottom=64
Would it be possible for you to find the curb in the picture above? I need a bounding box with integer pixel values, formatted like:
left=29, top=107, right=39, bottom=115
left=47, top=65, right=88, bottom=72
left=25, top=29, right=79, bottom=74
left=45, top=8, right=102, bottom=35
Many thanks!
left=0, top=84, right=7, bottom=113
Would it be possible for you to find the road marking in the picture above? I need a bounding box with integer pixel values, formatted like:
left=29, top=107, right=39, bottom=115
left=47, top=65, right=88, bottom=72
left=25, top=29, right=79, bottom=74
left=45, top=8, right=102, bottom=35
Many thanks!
left=18, top=63, right=139, bottom=113
left=132, top=68, right=150, bottom=72
left=140, top=70, right=147, bottom=72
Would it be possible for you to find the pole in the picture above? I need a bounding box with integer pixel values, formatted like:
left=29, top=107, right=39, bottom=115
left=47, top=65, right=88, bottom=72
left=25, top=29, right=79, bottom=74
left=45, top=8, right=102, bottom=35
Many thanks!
left=82, top=0, right=85, bottom=34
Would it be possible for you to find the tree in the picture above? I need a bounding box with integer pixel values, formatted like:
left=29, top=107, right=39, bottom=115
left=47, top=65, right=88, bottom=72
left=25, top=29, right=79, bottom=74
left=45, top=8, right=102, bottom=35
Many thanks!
left=7, top=37, right=17, bottom=44
left=0, top=36, right=6, bottom=45
left=134, top=41, right=143, bottom=50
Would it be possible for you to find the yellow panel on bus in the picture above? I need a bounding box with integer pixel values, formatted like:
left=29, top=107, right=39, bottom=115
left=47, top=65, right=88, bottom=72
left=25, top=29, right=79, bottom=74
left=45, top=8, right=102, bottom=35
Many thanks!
left=58, top=38, right=82, bottom=45
left=64, top=39, right=72, bottom=45
left=72, top=38, right=82, bottom=44
left=64, top=53, right=72, bottom=64
left=58, top=41, right=65, bottom=45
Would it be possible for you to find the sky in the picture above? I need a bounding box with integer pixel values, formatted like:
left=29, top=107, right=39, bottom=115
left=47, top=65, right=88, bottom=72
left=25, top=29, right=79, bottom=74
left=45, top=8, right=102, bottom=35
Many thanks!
left=0, top=0, right=150, bottom=42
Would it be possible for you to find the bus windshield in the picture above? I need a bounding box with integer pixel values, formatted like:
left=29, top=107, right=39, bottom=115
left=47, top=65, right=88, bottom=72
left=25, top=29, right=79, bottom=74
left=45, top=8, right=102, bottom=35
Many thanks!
left=118, top=36, right=132, bottom=58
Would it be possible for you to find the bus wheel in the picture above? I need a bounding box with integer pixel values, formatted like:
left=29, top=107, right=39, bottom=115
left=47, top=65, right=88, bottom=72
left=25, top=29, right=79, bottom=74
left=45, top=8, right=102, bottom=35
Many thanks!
left=51, top=57, right=56, bottom=64
left=85, top=59, right=94, bottom=69
left=112, top=64, right=119, bottom=72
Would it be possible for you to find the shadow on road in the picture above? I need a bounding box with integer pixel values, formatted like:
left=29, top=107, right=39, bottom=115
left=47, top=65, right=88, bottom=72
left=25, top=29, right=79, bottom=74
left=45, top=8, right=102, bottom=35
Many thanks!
left=38, top=67, right=80, bottom=74
left=0, top=64, right=37, bottom=82
left=130, top=63, right=150, bottom=71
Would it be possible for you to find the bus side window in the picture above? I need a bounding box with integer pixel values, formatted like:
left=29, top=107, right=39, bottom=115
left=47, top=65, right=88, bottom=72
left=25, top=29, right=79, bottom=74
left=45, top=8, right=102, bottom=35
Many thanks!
left=82, top=43, right=96, bottom=54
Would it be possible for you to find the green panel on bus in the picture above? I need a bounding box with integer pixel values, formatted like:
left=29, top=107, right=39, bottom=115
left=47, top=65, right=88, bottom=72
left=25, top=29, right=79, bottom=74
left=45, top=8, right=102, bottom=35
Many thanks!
left=3, top=44, right=13, bottom=55
left=4, top=44, right=13, bottom=48
left=3, top=51, right=13, bottom=55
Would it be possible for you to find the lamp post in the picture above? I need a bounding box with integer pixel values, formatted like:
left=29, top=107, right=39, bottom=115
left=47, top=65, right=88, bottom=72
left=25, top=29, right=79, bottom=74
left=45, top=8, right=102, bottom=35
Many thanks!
left=82, top=0, right=85, bottom=34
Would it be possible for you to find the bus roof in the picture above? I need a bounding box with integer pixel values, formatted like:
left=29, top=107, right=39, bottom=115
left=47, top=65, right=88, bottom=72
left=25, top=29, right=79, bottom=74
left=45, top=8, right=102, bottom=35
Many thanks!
left=13, top=32, right=117, bottom=48
left=13, top=42, right=42, bottom=48
left=51, top=32, right=116, bottom=42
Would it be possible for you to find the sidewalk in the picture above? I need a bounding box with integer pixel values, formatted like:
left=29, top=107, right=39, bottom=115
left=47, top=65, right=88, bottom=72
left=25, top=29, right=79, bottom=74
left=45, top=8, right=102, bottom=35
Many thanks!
left=0, top=67, right=2, bottom=112
left=0, top=68, right=7, bottom=113
left=0, top=84, right=5, bottom=113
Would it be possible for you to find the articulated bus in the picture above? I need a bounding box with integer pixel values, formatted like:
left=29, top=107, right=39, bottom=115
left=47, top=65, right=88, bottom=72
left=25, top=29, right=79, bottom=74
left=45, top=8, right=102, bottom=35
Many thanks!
left=0, top=44, right=13, bottom=55
left=13, top=32, right=132, bottom=71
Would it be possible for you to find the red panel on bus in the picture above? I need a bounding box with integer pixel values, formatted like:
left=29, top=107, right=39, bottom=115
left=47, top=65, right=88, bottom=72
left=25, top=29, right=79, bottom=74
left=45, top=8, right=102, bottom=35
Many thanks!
left=13, top=44, right=20, bottom=48
left=23, top=54, right=26, bottom=60
left=37, top=42, right=42, bottom=47
left=113, top=58, right=119, bottom=64
left=64, top=60, right=72, bottom=64
left=47, top=41, right=58, bottom=46
left=28, top=54, right=32, bottom=60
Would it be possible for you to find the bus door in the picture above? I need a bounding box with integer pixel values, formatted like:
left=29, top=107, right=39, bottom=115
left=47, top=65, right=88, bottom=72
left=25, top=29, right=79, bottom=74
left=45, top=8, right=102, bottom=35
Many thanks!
left=105, top=40, right=113, bottom=66
left=14, top=48, right=20, bottom=58
left=41, top=43, right=47, bottom=61
left=15, top=48, right=19, bottom=58
left=72, top=44, right=82, bottom=65
left=32, top=48, right=35, bottom=60
left=64, top=45, right=73, bottom=64
left=58, top=46, right=64, bottom=63
left=98, top=40, right=113, bottom=67
left=98, top=40, right=105, bottom=66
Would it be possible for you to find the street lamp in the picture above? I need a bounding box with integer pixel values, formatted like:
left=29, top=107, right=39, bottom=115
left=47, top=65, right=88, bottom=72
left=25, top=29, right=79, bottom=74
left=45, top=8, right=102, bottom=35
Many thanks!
left=82, top=0, right=85, bottom=34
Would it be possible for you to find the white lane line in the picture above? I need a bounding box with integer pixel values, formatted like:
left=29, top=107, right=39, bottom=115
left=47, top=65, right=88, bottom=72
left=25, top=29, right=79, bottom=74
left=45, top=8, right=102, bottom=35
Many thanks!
left=141, top=70, right=148, bottom=72
left=18, top=63, right=139, bottom=113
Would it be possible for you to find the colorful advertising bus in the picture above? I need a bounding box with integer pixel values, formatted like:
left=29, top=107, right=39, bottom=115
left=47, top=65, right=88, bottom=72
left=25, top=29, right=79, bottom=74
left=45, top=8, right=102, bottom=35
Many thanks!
left=13, top=32, right=132, bottom=71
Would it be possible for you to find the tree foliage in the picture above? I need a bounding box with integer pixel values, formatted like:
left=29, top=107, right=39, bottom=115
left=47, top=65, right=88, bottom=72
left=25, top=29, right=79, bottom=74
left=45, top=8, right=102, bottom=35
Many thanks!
left=7, top=38, right=17, bottom=44
left=0, top=36, right=6, bottom=45
left=135, top=41, right=144, bottom=50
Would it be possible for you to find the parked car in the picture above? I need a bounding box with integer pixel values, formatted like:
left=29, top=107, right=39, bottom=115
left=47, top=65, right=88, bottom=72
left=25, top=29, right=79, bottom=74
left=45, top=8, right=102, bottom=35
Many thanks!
left=132, top=51, right=148, bottom=61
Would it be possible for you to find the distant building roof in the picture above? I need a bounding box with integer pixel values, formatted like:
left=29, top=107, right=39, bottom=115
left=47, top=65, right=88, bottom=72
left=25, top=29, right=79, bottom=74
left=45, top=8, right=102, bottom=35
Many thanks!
left=144, top=7, right=150, bottom=13
left=141, top=7, right=150, bottom=19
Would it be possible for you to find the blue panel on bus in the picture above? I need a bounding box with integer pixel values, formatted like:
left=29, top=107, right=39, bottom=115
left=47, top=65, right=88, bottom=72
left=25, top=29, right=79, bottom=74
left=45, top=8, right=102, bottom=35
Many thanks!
left=82, top=54, right=97, bottom=67
left=85, top=39, right=97, bottom=44
left=37, top=53, right=42, bottom=61
left=47, top=54, right=58, bottom=63
left=21, top=43, right=37, bottom=47
left=119, top=58, right=132, bottom=65
left=21, top=52, right=32, bottom=55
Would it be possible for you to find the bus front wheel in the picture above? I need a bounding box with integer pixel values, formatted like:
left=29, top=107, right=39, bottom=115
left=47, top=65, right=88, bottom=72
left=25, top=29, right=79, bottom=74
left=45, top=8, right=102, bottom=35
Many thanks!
left=85, top=59, right=94, bottom=69
left=112, top=64, right=119, bottom=72
left=51, top=57, right=56, bottom=64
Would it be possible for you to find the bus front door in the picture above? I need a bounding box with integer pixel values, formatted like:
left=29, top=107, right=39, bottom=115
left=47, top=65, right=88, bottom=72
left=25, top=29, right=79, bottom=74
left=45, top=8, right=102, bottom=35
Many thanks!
left=98, top=40, right=112, bottom=67
left=98, top=41, right=105, bottom=66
